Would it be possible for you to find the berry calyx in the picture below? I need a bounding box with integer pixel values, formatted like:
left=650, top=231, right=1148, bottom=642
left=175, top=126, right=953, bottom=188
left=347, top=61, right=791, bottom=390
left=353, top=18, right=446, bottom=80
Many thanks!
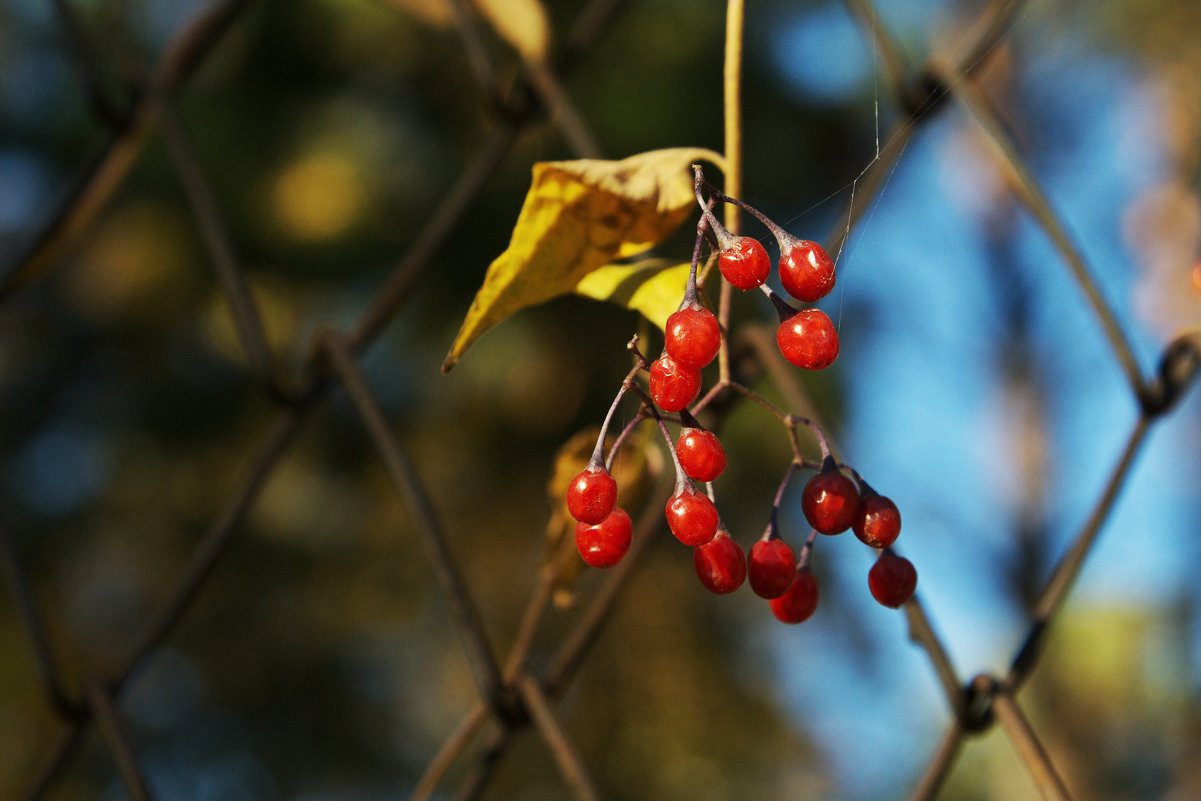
left=718, top=236, right=771, bottom=290
left=778, top=238, right=836, bottom=303
left=868, top=551, right=917, bottom=608
left=748, top=537, right=797, bottom=599
left=575, top=507, right=633, bottom=568
left=649, top=355, right=701, bottom=413
left=665, top=307, right=721, bottom=369
left=801, top=466, right=860, bottom=535
left=676, top=428, right=727, bottom=483
left=693, top=530, right=746, bottom=594
left=665, top=487, right=719, bottom=546
left=566, top=467, right=618, bottom=525
left=853, top=492, right=902, bottom=549
left=770, top=567, right=820, bottom=624
left=776, top=308, right=839, bottom=370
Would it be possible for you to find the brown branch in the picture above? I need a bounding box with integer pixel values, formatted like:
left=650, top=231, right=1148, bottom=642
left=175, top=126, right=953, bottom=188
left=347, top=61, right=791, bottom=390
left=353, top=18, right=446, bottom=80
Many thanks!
left=319, top=331, right=507, bottom=711
left=516, top=673, right=601, bottom=801
left=84, top=677, right=156, bottom=801
left=936, top=63, right=1146, bottom=399
left=1005, top=416, right=1151, bottom=690
left=992, top=689, right=1075, bottom=801
left=159, top=104, right=287, bottom=400
left=905, top=721, right=966, bottom=801
left=0, top=0, right=254, bottom=303
left=0, top=521, right=79, bottom=718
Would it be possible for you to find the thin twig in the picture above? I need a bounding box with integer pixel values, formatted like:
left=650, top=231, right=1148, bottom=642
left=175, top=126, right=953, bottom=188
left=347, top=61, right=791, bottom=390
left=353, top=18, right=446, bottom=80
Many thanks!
left=516, top=673, right=601, bottom=801
left=408, top=704, right=492, bottom=801
left=118, top=409, right=306, bottom=688
left=525, top=63, right=602, bottom=158
left=1006, top=415, right=1151, bottom=690
left=717, top=0, right=745, bottom=385
left=950, top=0, right=1030, bottom=79
left=84, top=677, right=156, bottom=801
left=938, top=64, right=1146, bottom=399
left=21, top=727, right=86, bottom=801
left=320, top=331, right=506, bottom=711
left=444, top=470, right=672, bottom=801
left=0, top=521, right=78, bottom=718
left=1, top=0, right=254, bottom=302
left=53, top=0, right=127, bottom=125
left=841, top=0, right=911, bottom=108
left=991, top=689, right=1075, bottom=801
left=903, top=596, right=966, bottom=720
left=159, top=103, right=284, bottom=399
left=904, top=721, right=966, bottom=801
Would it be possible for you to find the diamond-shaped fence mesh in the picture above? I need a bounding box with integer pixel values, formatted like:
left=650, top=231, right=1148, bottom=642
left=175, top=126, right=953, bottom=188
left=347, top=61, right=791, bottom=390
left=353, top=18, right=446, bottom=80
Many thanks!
left=2, top=1, right=1200, bottom=800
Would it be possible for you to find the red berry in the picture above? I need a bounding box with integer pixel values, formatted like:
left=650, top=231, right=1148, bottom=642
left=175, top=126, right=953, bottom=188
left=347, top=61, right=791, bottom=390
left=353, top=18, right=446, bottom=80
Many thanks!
left=575, top=508, right=633, bottom=568
left=664, top=488, right=719, bottom=546
left=748, top=538, right=796, bottom=599
left=868, top=552, right=917, bottom=608
left=665, top=307, right=720, bottom=369
left=853, top=493, right=902, bottom=549
left=566, top=467, right=618, bottom=525
left=776, top=309, right=839, bottom=370
left=693, top=530, right=746, bottom=594
left=676, top=428, right=726, bottom=483
left=718, top=236, right=771, bottom=290
left=649, top=355, right=701, bottom=413
left=779, top=239, right=835, bottom=303
left=770, top=567, right=820, bottom=624
left=802, top=469, right=860, bottom=535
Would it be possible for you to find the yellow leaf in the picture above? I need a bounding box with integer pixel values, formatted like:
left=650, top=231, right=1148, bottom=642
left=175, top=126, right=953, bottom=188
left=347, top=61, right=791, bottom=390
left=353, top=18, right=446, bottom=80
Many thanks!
left=474, top=0, right=549, bottom=62
left=575, top=259, right=691, bottom=329
left=442, top=147, right=723, bottom=372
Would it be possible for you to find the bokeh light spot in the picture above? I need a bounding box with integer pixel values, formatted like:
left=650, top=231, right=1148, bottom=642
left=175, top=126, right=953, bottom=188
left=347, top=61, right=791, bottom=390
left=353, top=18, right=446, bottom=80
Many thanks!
left=272, top=151, right=365, bottom=242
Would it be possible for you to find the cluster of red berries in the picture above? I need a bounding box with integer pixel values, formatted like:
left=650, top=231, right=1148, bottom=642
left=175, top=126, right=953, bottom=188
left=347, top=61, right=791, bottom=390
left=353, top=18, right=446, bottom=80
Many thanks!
left=566, top=167, right=917, bottom=624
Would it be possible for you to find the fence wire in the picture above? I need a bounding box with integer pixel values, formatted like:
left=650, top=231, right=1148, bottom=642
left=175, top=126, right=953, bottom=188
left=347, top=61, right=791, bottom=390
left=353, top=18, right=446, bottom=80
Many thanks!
left=2, top=1, right=1200, bottom=800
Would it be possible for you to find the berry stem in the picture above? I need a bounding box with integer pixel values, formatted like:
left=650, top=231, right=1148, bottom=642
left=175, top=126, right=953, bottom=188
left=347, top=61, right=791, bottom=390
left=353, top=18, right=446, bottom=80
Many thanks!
left=840, top=463, right=872, bottom=495
left=696, top=172, right=789, bottom=242
left=589, top=360, right=646, bottom=470
left=797, top=418, right=833, bottom=462
left=764, top=461, right=798, bottom=539
left=604, top=410, right=650, bottom=473
left=692, top=165, right=730, bottom=244
left=797, top=527, right=819, bottom=568
left=760, top=285, right=799, bottom=322
left=654, top=414, right=692, bottom=495
left=682, top=219, right=711, bottom=308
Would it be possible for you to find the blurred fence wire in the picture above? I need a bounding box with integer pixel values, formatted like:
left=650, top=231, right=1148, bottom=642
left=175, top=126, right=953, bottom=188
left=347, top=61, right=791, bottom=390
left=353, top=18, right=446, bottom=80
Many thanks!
left=3, top=0, right=1200, bottom=800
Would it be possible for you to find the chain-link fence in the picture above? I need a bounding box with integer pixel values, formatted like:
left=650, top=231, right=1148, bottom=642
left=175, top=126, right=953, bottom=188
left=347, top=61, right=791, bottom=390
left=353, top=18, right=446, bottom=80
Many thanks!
left=3, top=1, right=1200, bottom=800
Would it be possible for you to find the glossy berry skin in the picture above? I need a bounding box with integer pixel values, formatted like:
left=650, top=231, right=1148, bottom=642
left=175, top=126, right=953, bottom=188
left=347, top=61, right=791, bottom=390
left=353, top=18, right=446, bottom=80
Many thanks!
left=575, top=508, right=632, bottom=568
left=853, top=493, right=902, bottom=549
left=719, top=236, right=771, bottom=290
left=676, top=428, right=726, bottom=483
left=802, top=470, right=860, bottom=535
left=693, top=530, right=746, bottom=594
left=776, top=309, right=839, bottom=370
left=665, top=307, right=720, bottom=369
left=779, top=239, right=835, bottom=303
left=649, top=355, right=702, bottom=413
left=868, top=552, right=917, bottom=608
left=770, top=568, right=820, bottom=624
left=748, top=538, right=797, bottom=599
left=566, top=467, right=618, bottom=525
left=665, top=488, right=719, bottom=546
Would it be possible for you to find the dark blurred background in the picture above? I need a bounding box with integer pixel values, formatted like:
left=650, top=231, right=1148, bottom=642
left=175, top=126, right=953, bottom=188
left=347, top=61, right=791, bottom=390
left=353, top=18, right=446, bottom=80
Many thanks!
left=2, top=1, right=1200, bottom=799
